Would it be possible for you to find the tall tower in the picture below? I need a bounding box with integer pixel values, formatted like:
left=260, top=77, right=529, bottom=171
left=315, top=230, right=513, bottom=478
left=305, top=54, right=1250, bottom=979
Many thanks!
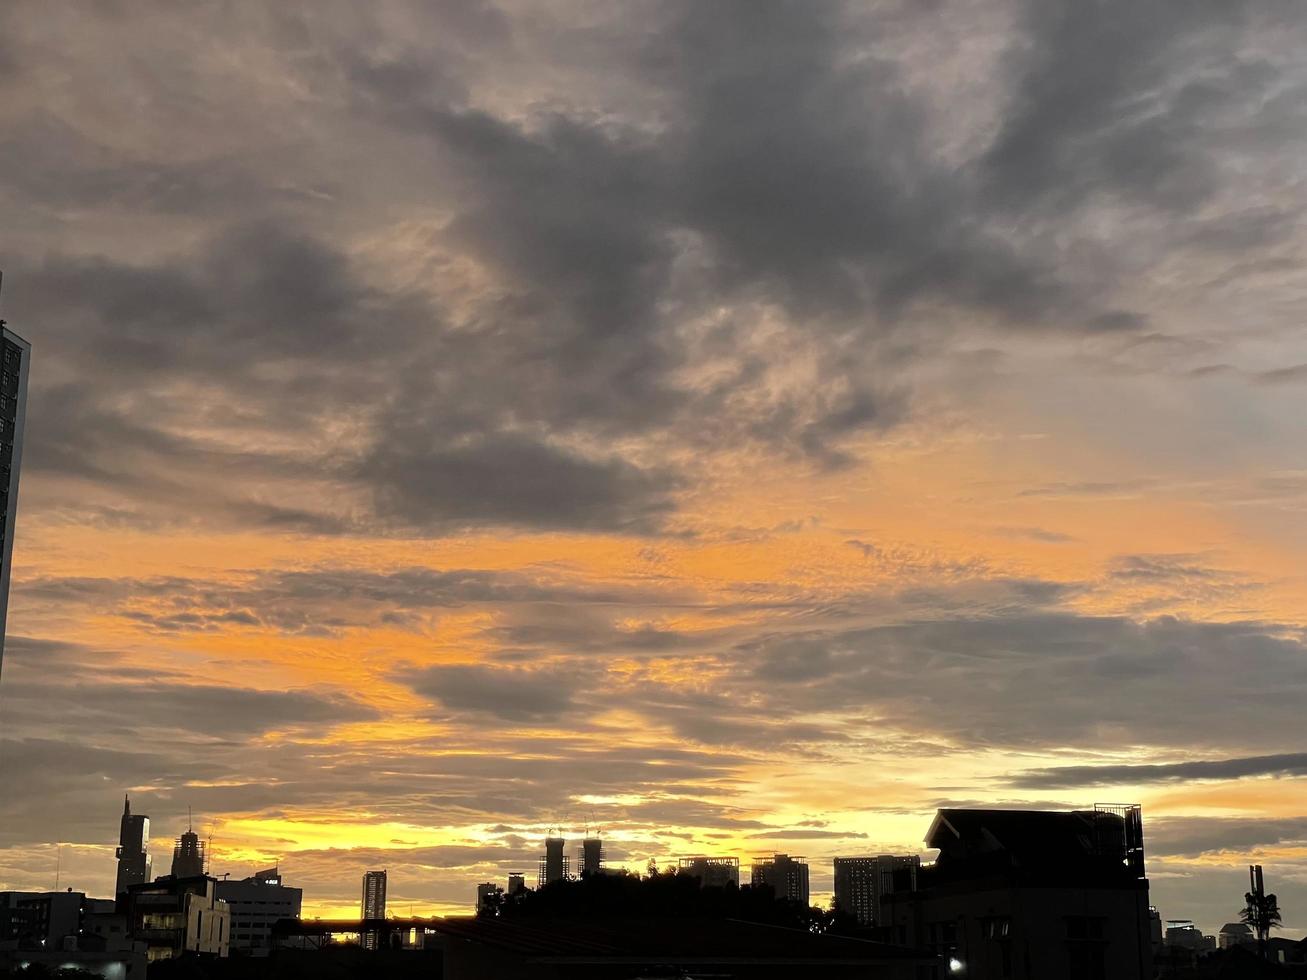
left=538, top=832, right=569, bottom=888
left=0, top=298, right=30, bottom=680
left=171, top=810, right=207, bottom=878
left=115, top=795, right=151, bottom=897
left=360, top=870, right=387, bottom=950
left=581, top=836, right=603, bottom=876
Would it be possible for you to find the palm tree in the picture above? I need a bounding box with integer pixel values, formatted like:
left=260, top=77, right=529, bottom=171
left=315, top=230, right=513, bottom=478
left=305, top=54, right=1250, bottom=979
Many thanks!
left=1241, top=889, right=1283, bottom=959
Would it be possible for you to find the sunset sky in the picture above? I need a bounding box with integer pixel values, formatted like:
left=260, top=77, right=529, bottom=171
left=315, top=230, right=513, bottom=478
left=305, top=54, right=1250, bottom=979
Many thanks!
left=2, top=0, right=1307, bottom=934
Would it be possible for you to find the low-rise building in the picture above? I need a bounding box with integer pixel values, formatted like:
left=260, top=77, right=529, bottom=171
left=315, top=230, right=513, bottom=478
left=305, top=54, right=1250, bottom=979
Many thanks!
left=1217, top=921, right=1253, bottom=949
left=124, top=875, right=229, bottom=962
left=215, top=867, right=301, bottom=957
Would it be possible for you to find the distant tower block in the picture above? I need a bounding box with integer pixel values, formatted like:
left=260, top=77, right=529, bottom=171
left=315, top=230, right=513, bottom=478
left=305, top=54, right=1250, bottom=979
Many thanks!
left=538, top=833, right=569, bottom=888
left=581, top=836, right=603, bottom=876
left=115, top=795, right=152, bottom=897
left=360, top=869, right=387, bottom=950
left=506, top=873, right=527, bottom=896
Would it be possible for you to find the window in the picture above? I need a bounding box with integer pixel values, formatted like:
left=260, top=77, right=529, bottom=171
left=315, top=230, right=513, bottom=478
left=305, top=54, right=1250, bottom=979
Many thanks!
left=1066, top=916, right=1108, bottom=980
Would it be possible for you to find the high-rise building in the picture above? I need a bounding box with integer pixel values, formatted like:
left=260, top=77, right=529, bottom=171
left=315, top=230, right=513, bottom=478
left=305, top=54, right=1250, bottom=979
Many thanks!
left=360, top=870, right=387, bottom=950
left=832, top=854, right=920, bottom=926
left=538, top=834, right=568, bottom=888
left=750, top=854, right=809, bottom=905
left=115, top=796, right=151, bottom=898
left=171, top=814, right=207, bottom=879
left=216, top=868, right=301, bottom=957
left=0, top=318, right=30, bottom=679
left=678, top=856, right=740, bottom=889
left=506, top=873, right=527, bottom=896
left=581, top=836, right=603, bottom=876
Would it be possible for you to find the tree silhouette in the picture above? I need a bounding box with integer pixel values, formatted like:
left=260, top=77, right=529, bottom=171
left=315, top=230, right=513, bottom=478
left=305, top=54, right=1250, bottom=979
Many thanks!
left=1241, top=889, right=1283, bottom=959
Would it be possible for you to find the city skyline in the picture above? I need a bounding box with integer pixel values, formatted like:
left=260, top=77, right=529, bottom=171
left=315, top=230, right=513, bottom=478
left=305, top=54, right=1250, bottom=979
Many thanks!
left=1, top=0, right=1307, bottom=937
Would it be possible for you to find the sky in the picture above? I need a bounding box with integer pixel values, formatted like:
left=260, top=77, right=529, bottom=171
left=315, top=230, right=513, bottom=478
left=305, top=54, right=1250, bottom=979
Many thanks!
left=1, top=0, right=1306, bottom=934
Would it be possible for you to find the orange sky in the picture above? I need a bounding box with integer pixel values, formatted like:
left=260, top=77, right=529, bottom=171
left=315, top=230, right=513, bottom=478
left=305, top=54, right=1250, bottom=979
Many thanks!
left=2, top=0, right=1307, bottom=938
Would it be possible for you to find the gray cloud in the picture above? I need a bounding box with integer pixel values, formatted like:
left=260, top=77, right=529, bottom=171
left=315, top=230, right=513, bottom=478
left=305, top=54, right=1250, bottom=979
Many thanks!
left=742, top=614, right=1307, bottom=751
left=1010, top=752, right=1307, bottom=789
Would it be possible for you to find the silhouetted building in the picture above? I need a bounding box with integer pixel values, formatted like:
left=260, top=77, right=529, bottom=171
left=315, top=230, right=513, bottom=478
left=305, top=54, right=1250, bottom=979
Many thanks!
left=751, top=853, right=810, bottom=905
left=438, top=915, right=937, bottom=979
left=507, top=873, right=527, bottom=896
left=539, top=834, right=569, bottom=888
left=882, top=806, right=1153, bottom=979
left=0, top=891, right=146, bottom=977
left=678, top=856, right=741, bottom=889
left=0, top=322, right=29, bottom=678
left=171, top=819, right=207, bottom=879
left=215, top=867, right=301, bottom=957
left=360, top=870, right=387, bottom=950
left=1218, top=921, right=1254, bottom=949
left=1164, top=918, right=1214, bottom=952
left=581, top=836, right=603, bottom=876
left=115, top=795, right=151, bottom=898
left=1147, top=906, right=1162, bottom=957
left=123, top=874, right=229, bottom=962
left=833, top=854, right=920, bottom=926
left=476, top=882, right=498, bottom=914
left=0, top=890, right=86, bottom=946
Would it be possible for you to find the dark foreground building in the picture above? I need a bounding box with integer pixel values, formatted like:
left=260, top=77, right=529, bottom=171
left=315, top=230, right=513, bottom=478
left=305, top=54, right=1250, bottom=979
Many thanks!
left=438, top=916, right=936, bottom=979
left=882, top=806, right=1153, bottom=980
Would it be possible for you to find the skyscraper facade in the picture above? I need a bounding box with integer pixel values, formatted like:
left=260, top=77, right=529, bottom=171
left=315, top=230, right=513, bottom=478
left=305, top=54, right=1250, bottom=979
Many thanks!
left=750, top=854, right=810, bottom=905
left=0, top=322, right=30, bottom=679
left=360, top=870, right=387, bottom=951
left=833, top=854, right=920, bottom=926
left=114, top=796, right=151, bottom=898
left=538, top=834, right=569, bottom=888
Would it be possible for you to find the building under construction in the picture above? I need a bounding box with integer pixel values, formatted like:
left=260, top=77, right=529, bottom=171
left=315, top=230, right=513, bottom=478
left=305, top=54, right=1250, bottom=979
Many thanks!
left=170, top=813, right=208, bottom=879
left=538, top=833, right=569, bottom=888
left=580, top=836, right=603, bottom=876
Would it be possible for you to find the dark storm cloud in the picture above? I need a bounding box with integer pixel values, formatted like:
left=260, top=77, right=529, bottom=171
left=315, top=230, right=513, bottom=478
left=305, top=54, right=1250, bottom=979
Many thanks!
left=16, top=565, right=684, bottom=636
left=984, top=0, right=1277, bottom=213
left=4, top=0, right=1301, bottom=538
left=408, top=664, right=577, bottom=720
left=1147, top=816, right=1307, bottom=859
left=1, top=634, right=378, bottom=736
left=1010, top=752, right=1307, bottom=789
left=361, top=432, right=679, bottom=533
left=742, top=614, right=1307, bottom=751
